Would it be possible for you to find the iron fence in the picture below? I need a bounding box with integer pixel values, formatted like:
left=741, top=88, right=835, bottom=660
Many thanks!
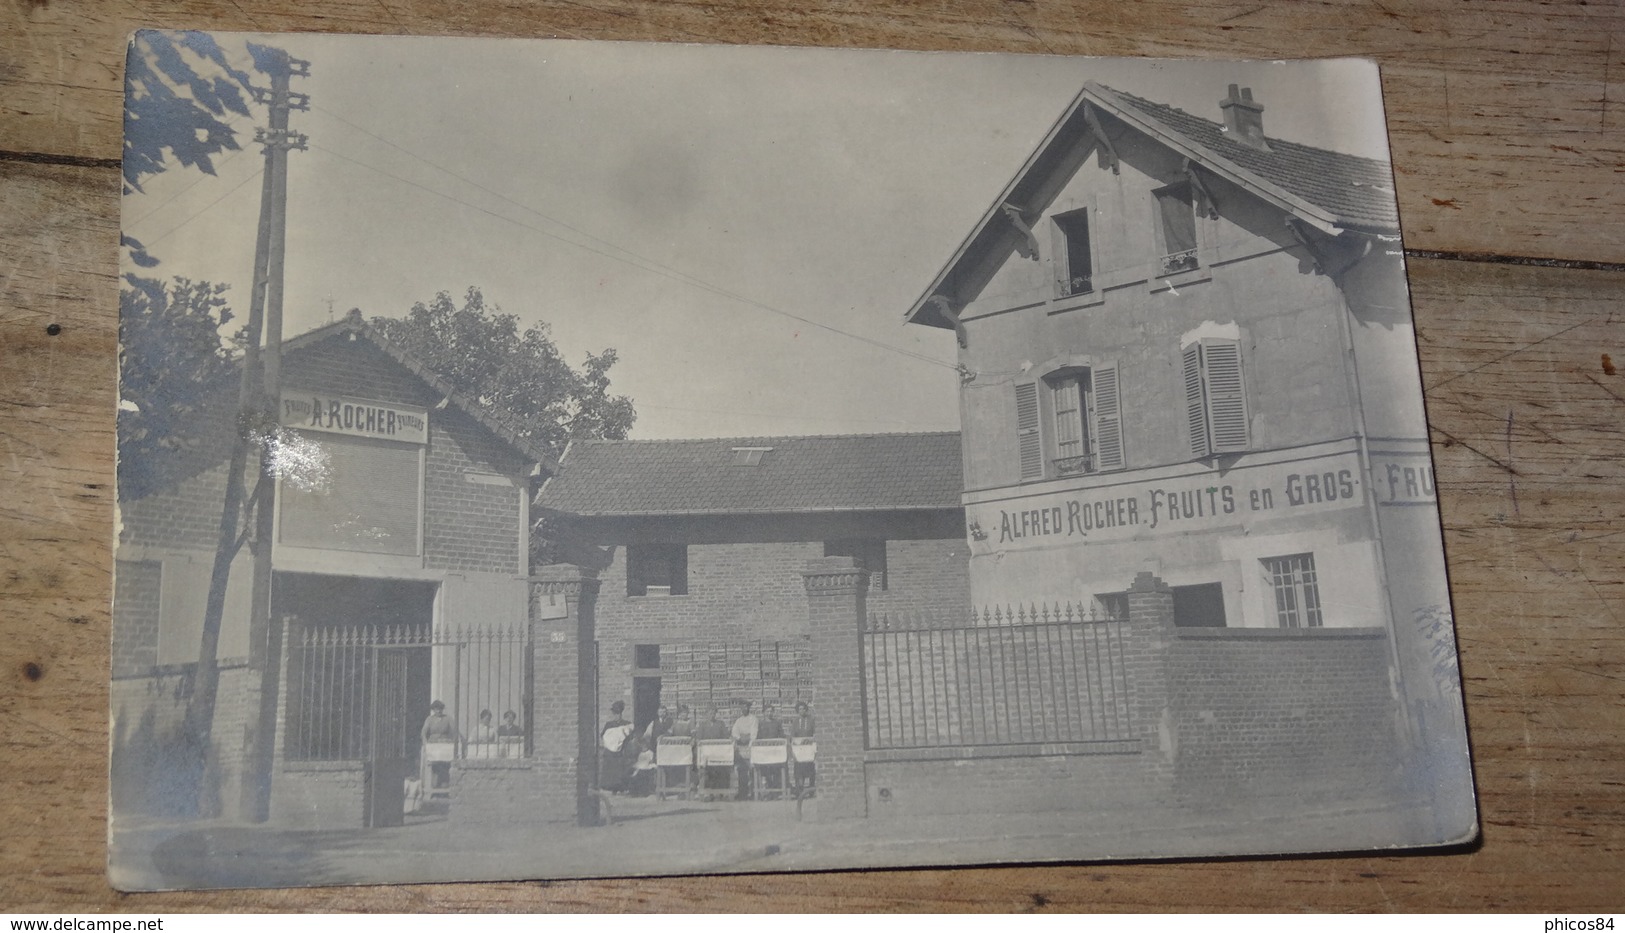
left=862, top=601, right=1132, bottom=750
left=284, top=621, right=532, bottom=762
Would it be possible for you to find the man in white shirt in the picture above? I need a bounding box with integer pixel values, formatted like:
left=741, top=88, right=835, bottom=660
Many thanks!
left=730, top=700, right=759, bottom=799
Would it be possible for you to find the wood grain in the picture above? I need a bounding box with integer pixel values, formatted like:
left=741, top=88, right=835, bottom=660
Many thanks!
left=2, top=0, right=1623, bottom=912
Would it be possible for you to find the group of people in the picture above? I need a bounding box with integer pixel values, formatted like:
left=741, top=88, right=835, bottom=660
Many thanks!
left=599, top=698, right=817, bottom=800
left=418, top=701, right=527, bottom=791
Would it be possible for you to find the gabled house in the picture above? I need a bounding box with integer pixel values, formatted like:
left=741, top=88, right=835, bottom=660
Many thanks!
left=905, top=80, right=1463, bottom=759
left=113, top=310, right=549, bottom=826
left=535, top=432, right=968, bottom=732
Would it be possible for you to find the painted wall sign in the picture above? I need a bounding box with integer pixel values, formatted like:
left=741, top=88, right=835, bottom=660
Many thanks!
left=971, top=451, right=1365, bottom=548
left=281, top=390, right=429, bottom=444
left=1373, top=457, right=1437, bottom=506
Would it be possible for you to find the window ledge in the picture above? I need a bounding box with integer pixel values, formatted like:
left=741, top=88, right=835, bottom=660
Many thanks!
left=627, top=593, right=692, bottom=601
left=1149, top=268, right=1212, bottom=293
left=1174, top=626, right=1386, bottom=640
left=1046, top=291, right=1106, bottom=315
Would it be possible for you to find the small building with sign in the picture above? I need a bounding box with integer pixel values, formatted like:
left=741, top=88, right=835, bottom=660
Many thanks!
left=112, top=310, right=549, bottom=827
left=535, top=432, right=970, bottom=734
left=904, top=82, right=1462, bottom=762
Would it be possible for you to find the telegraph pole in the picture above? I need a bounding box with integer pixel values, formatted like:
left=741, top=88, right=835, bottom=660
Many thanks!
left=182, top=46, right=307, bottom=822
left=241, top=49, right=309, bottom=822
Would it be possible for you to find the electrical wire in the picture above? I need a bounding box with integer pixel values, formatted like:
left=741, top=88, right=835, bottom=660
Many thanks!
left=305, top=107, right=959, bottom=373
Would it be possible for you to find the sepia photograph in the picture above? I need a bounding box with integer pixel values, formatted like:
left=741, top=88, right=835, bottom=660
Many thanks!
left=112, top=33, right=1476, bottom=890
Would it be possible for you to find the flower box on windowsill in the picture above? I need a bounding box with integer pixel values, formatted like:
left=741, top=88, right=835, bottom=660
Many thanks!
left=1159, top=249, right=1199, bottom=276
left=1054, top=454, right=1095, bottom=477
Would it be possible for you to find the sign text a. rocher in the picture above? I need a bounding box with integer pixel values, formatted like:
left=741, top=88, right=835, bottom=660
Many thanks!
left=280, top=390, right=429, bottom=444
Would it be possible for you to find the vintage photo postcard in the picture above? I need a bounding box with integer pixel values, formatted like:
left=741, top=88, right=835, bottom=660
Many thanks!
left=112, top=33, right=1476, bottom=890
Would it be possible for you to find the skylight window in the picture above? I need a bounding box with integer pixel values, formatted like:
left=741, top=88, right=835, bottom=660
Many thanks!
left=730, top=446, right=773, bottom=466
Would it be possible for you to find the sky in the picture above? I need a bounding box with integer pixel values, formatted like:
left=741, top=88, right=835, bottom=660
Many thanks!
left=122, top=36, right=1392, bottom=440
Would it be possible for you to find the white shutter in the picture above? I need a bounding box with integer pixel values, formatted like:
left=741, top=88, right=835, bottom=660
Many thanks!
left=1183, top=343, right=1209, bottom=458
left=1202, top=339, right=1250, bottom=453
left=1050, top=221, right=1071, bottom=296
left=1091, top=363, right=1124, bottom=472
left=1015, top=382, right=1044, bottom=481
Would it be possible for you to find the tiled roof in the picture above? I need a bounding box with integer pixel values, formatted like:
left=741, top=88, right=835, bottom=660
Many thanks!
left=536, top=432, right=963, bottom=516
left=1096, top=84, right=1399, bottom=231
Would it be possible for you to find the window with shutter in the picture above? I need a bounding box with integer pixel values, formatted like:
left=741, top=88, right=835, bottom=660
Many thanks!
left=1183, top=343, right=1209, bottom=458
left=1182, top=338, right=1250, bottom=458
left=1202, top=339, right=1249, bottom=453
left=1015, top=382, right=1044, bottom=481
left=1092, top=363, right=1124, bottom=471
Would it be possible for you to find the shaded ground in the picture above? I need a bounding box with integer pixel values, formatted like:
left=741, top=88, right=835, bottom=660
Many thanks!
left=109, top=790, right=1464, bottom=891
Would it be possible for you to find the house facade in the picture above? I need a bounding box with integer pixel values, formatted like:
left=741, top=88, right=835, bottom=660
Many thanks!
left=534, top=432, right=969, bottom=733
left=112, top=310, right=546, bottom=827
left=905, top=82, right=1467, bottom=778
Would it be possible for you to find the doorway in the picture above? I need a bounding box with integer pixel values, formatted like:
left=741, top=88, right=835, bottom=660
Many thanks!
left=274, top=573, right=437, bottom=826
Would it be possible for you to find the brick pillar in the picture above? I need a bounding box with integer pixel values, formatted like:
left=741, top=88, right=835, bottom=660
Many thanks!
left=801, top=557, right=869, bottom=821
left=1125, top=571, right=1176, bottom=783
left=530, top=564, right=601, bottom=826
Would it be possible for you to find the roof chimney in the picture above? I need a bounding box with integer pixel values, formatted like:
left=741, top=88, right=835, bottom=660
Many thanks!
left=1220, top=84, right=1269, bottom=151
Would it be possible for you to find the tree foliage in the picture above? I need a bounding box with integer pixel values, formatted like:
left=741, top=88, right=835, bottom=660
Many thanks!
left=118, top=278, right=242, bottom=501
left=119, top=33, right=285, bottom=497
left=123, top=31, right=258, bottom=195
left=371, top=287, right=636, bottom=461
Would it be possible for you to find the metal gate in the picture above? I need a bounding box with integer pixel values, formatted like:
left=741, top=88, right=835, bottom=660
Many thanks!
left=283, top=620, right=532, bottom=823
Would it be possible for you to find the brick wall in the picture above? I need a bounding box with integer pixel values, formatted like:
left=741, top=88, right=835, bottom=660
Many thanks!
left=871, top=537, right=972, bottom=615
left=529, top=568, right=600, bottom=825
left=110, top=665, right=256, bottom=819
left=283, top=335, right=440, bottom=407
left=1166, top=627, right=1403, bottom=802
left=803, top=558, right=870, bottom=821
left=424, top=408, right=527, bottom=575
left=592, top=525, right=967, bottom=717
left=864, top=750, right=1158, bottom=817
left=118, top=459, right=235, bottom=553
left=112, top=560, right=162, bottom=678
left=270, top=762, right=368, bottom=829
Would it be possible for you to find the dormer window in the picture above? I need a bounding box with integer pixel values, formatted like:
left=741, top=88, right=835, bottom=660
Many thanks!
left=1154, top=183, right=1199, bottom=275
left=1051, top=209, right=1094, bottom=297
left=730, top=446, right=773, bottom=466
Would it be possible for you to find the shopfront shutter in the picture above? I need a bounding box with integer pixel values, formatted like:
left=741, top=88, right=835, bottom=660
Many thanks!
left=1015, top=382, right=1044, bottom=481
left=1091, top=363, right=1125, bottom=471
left=1202, top=339, right=1250, bottom=453
left=1182, top=343, right=1209, bottom=458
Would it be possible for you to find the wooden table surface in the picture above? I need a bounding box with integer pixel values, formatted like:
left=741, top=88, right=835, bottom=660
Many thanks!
left=3, top=0, right=1622, bottom=913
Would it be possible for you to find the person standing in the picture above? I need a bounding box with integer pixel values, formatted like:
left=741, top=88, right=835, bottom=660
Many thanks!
left=695, top=706, right=728, bottom=741
left=419, top=700, right=459, bottom=790
left=599, top=700, right=636, bottom=794
left=789, top=701, right=816, bottom=795
left=730, top=700, right=760, bottom=799
left=757, top=702, right=785, bottom=739
left=756, top=702, right=787, bottom=794
left=695, top=707, right=730, bottom=792
left=789, top=701, right=816, bottom=738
